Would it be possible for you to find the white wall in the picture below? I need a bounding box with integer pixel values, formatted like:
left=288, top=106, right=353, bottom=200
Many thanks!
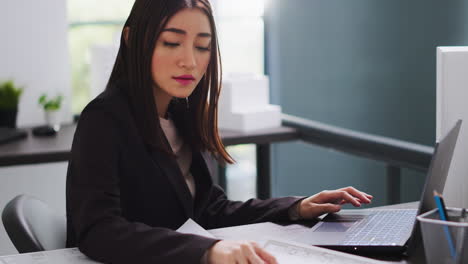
left=0, top=0, right=71, bottom=256
left=0, top=0, right=71, bottom=127
left=437, top=46, right=468, bottom=209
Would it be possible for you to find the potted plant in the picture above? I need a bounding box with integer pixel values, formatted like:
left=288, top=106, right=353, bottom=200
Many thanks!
left=0, top=80, right=23, bottom=128
left=38, top=94, right=63, bottom=129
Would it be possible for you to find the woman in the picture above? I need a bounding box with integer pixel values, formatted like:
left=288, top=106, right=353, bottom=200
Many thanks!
left=66, top=0, right=373, bottom=263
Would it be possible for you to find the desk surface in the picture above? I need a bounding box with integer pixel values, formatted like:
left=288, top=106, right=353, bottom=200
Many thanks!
left=0, top=202, right=425, bottom=264
left=0, top=123, right=299, bottom=167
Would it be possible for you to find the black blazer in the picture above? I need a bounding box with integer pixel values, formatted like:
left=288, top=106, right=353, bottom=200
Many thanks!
left=66, top=85, right=302, bottom=264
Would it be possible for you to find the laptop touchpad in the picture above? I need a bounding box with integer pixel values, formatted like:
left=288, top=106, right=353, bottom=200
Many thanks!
left=314, top=222, right=354, bottom=232
left=296, top=212, right=369, bottom=245
left=314, top=214, right=365, bottom=232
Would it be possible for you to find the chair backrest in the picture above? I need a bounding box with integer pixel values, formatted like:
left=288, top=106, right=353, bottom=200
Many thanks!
left=1, top=194, right=66, bottom=253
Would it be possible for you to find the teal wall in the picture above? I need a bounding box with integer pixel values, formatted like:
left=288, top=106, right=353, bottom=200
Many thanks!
left=266, top=0, right=468, bottom=206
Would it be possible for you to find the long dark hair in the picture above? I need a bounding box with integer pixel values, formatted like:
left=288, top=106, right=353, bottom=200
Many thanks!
left=106, top=0, right=233, bottom=164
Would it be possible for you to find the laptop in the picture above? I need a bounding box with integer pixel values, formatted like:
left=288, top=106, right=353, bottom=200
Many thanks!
left=295, top=120, right=462, bottom=255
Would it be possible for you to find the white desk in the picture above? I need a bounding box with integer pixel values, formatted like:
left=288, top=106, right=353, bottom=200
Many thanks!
left=0, top=248, right=98, bottom=264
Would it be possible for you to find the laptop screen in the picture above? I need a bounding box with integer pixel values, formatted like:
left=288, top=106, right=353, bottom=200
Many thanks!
left=407, top=119, right=462, bottom=254
left=418, top=120, right=461, bottom=216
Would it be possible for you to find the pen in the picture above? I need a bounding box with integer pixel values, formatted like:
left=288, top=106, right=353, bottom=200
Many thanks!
left=433, top=191, right=456, bottom=259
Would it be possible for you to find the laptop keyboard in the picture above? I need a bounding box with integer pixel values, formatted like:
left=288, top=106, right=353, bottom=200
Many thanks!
left=342, top=209, right=417, bottom=246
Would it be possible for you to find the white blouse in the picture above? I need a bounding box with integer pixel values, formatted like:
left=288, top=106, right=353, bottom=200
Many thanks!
left=159, top=117, right=196, bottom=197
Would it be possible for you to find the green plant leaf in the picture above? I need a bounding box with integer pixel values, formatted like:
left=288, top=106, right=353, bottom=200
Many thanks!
left=0, top=80, right=23, bottom=110
left=39, top=93, right=63, bottom=110
left=39, top=94, right=47, bottom=105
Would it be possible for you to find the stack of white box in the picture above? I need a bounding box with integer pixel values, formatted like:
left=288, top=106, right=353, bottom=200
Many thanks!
left=218, top=73, right=282, bottom=132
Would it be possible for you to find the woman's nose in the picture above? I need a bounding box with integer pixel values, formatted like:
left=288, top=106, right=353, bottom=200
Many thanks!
left=178, top=47, right=196, bottom=70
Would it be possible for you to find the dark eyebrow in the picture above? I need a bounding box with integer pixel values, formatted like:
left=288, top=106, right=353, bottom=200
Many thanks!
left=162, top=27, right=211, bottom=38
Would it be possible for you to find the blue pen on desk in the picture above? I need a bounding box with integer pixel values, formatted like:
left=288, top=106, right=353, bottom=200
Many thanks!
left=434, top=191, right=456, bottom=259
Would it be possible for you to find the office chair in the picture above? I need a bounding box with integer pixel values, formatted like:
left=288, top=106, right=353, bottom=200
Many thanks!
left=1, top=194, right=66, bottom=253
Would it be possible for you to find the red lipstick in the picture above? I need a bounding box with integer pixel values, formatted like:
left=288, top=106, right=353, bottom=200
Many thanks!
left=173, top=75, right=195, bottom=85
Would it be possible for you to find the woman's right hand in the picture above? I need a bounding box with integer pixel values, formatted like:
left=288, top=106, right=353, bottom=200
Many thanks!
left=206, top=240, right=278, bottom=264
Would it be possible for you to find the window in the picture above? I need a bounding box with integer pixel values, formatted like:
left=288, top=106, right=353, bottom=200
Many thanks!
left=212, top=0, right=265, bottom=74
left=68, top=0, right=133, bottom=113
left=211, top=0, right=267, bottom=200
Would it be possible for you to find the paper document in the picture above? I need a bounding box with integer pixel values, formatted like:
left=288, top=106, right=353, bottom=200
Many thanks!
left=209, top=221, right=310, bottom=245
left=264, top=240, right=389, bottom=264
left=176, top=218, right=216, bottom=238
left=208, top=221, right=390, bottom=264
left=0, top=248, right=99, bottom=264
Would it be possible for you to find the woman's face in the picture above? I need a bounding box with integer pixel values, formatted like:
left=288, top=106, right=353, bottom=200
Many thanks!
left=152, top=8, right=212, bottom=100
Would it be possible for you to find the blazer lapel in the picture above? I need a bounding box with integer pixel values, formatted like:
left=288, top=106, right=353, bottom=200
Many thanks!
left=192, top=151, right=216, bottom=220
left=149, top=148, right=194, bottom=218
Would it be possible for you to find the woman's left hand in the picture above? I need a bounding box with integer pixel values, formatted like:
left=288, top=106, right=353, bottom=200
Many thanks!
left=298, top=186, right=373, bottom=219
